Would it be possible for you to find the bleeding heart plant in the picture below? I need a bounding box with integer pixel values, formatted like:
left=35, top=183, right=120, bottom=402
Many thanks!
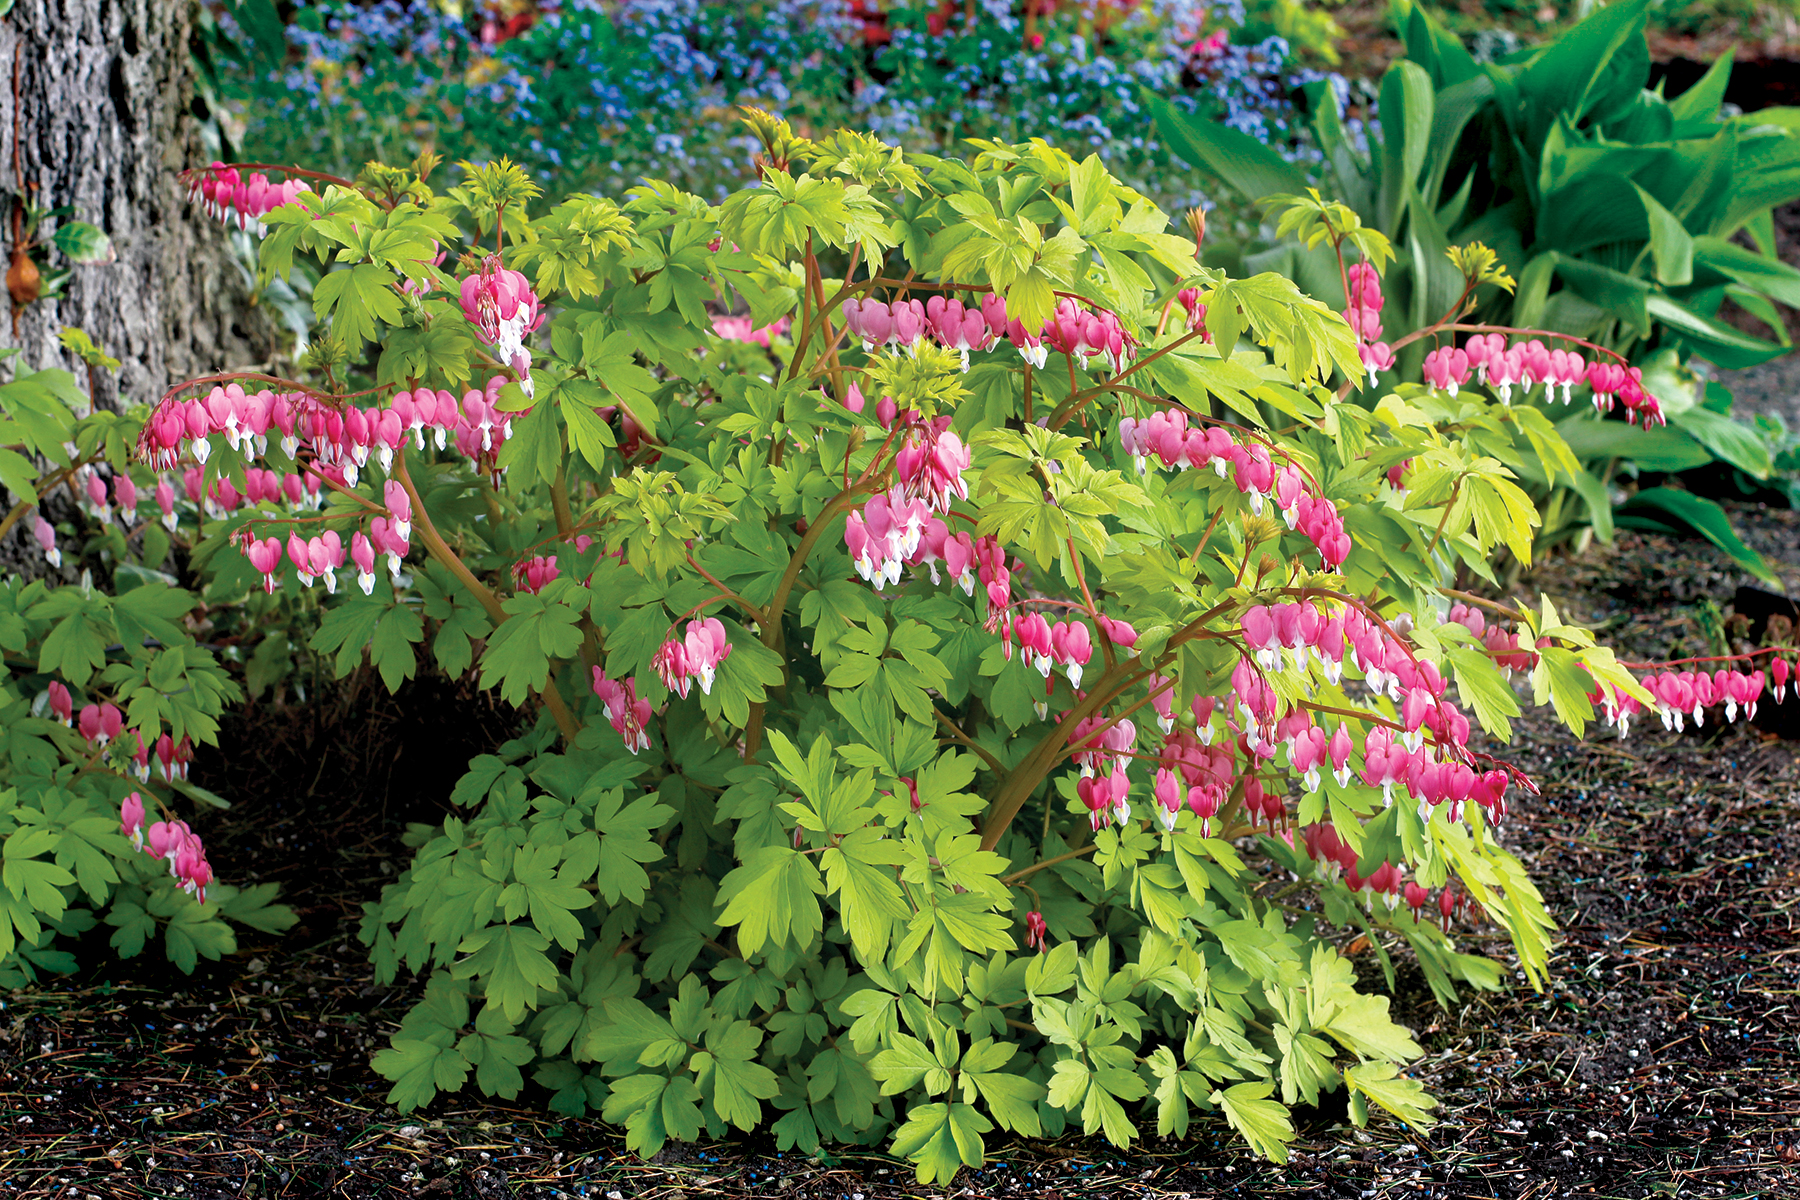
left=143, top=119, right=1788, bottom=1182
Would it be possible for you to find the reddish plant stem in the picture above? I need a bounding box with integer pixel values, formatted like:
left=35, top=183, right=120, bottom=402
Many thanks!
left=935, top=710, right=1005, bottom=775
left=742, top=480, right=881, bottom=761
left=685, top=554, right=771, bottom=630
left=1048, top=327, right=1204, bottom=430
left=0, top=454, right=96, bottom=543
left=393, top=451, right=580, bottom=742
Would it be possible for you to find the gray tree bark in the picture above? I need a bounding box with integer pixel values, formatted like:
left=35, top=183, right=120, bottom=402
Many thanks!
left=1, top=0, right=272, bottom=407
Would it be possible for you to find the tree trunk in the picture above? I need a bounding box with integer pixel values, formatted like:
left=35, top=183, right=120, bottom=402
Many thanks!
left=0, top=0, right=271, bottom=407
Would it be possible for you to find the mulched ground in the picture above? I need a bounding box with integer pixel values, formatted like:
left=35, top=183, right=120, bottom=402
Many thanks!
left=0, top=506, right=1796, bottom=1199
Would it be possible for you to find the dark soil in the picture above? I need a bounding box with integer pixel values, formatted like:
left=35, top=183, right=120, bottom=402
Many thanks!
left=0, top=510, right=1797, bottom=1198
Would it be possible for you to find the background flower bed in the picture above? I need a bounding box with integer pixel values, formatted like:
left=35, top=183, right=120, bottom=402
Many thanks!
left=1, top=504, right=1796, bottom=1196
left=206, top=0, right=1316, bottom=213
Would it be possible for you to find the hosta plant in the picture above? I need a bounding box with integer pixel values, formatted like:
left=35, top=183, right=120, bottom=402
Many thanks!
left=148, top=123, right=1795, bottom=1180
left=1152, top=0, right=1800, bottom=571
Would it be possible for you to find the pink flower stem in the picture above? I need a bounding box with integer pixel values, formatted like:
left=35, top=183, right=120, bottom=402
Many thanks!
left=186, top=162, right=358, bottom=191
left=1622, top=646, right=1791, bottom=671
left=1388, top=322, right=1631, bottom=366
left=1438, top=588, right=1527, bottom=621
left=668, top=592, right=739, bottom=630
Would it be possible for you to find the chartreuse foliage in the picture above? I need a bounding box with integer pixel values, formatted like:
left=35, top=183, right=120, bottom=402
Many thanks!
left=166, top=126, right=1649, bottom=1179
left=1153, top=0, right=1800, bottom=564
left=0, top=357, right=295, bottom=985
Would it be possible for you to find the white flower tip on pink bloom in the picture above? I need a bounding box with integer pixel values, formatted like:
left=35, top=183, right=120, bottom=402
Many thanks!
left=655, top=640, right=691, bottom=700
left=351, top=532, right=377, bottom=595
left=246, top=535, right=285, bottom=594
left=120, top=792, right=146, bottom=848
left=145, top=818, right=187, bottom=862
left=45, top=680, right=73, bottom=726
left=460, top=262, right=542, bottom=362
left=78, top=702, right=123, bottom=747
left=32, top=514, right=61, bottom=568
left=681, top=617, right=732, bottom=696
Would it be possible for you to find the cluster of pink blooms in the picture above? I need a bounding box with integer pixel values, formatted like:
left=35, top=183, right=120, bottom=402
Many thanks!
left=513, top=555, right=560, bottom=595
left=1152, top=724, right=1237, bottom=834
left=1445, top=603, right=1543, bottom=674
left=1592, top=655, right=1790, bottom=736
left=1140, top=597, right=1509, bottom=834
left=49, top=684, right=194, bottom=784
left=1286, top=718, right=1356, bottom=794
left=1421, top=335, right=1664, bottom=426
left=143, top=379, right=520, bottom=480
left=840, top=294, right=1006, bottom=367
left=139, top=373, right=545, bottom=591
left=652, top=617, right=733, bottom=700
left=34, top=451, right=393, bottom=588
left=592, top=671, right=655, bottom=754
left=839, top=292, right=1135, bottom=372
left=1174, top=288, right=1211, bottom=337
left=187, top=163, right=307, bottom=232
left=1298, top=824, right=1473, bottom=923
left=1346, top=261, right=1662, bottom=425
left=845, top=493, right=940, bottom=591
left=459, top=261, right=543, bottom=392
left=1117, top=410, right=1242, bottom=479
left=1068, top=710, right=1137, bottom=777
left=238, top=482, right=411, bottom=595
left=145, top=733, right=196, bottom=783
left=1235, top=601, right=1484, bottom=796
left=1239, top=601, right=1349, bottom=681
left=1584, top=362, right=1662, bottom=425
left=1116, top=415, right=1351, bottom=567
left=75, top=468, right=136, bottom=523
left=1077, top=771, right=1132, bottom=831
left=1344, top=262, right=1396, bottom=386
left=30, top=467, right=166, bottom=569
left=892, top=413, right=973, bottom=511
left=120, top=793, right=213, bottom=905
left=712, top=314, right=792, bottom=348
left=184, top=464, right=323, bottom=517
left=1011, top=613, right=1094, bottom=687
left=1041, top=297, right=1135, bottom=372
left=1363, top=726, right=1512, bottom=823
left=845, top=412, right=976, bottom=592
